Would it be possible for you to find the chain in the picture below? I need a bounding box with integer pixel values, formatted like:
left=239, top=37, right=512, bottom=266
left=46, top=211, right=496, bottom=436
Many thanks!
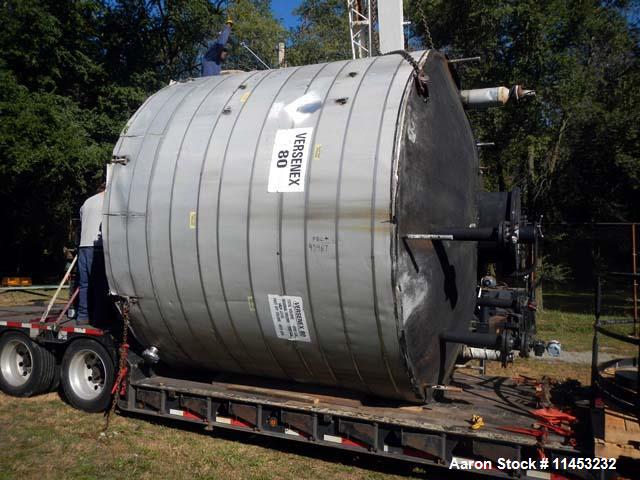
left=419, top=1, right=435, bottom=50
left=370, top=0, right=379, bottom=55
left=384, top=50, right=429, bottom=99
left=385, top=50, right=421, bottom=75
left=103, top=298, right=130, bottom=432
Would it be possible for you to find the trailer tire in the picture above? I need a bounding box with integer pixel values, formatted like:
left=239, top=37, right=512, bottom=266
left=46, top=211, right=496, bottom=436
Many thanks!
left=0, top=331, right=56, bottom=397
left=61, top=339, right=114, bottom=413
left=48, top=362, right=61, bottom=392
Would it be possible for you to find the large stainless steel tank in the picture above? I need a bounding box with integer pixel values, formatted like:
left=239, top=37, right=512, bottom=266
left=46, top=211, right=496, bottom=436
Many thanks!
left=104, top=50, right=479, bottom=402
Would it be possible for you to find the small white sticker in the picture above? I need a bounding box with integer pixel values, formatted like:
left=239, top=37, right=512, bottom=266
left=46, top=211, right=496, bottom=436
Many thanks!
left=268, top=127, right=313, bottom=192
left=268, top=294, right=311, bottom=342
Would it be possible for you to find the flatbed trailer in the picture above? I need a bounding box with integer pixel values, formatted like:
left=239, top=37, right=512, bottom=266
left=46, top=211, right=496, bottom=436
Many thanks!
left=0, top=311, right=619, bottom=480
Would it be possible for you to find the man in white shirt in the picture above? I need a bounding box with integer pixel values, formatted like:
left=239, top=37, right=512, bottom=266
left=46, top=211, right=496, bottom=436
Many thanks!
left=77, top=184, right=106, bottom=324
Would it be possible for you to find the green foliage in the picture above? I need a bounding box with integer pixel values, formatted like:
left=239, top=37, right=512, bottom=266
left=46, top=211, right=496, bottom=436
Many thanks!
left=0, top=0, right=284, bottom=278
left=0, top=67, right=109, bottom=276
left=407, top=0, right=640, bottom=225
left=286, top=0, right=351, bottom=66
left=538, top=255, right=572, bottom=284
left=225, top=0, right=288, bottom=70
left=0, top=0, right=638, bottom=282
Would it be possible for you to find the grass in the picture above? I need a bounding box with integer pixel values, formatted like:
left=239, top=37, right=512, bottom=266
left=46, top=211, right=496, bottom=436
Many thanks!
left=537, top=309, right=638, bottom=355
left=1, top=291, right=638, bottom=478
left=480, top=298, right=638, bottom=385
left=0, top=290, right=69, bottom=308
left=482, top=305, right=637, bottom=384
left=485, top=357, right=593, bottom=385
left=0, top=392, right=436, bottom=480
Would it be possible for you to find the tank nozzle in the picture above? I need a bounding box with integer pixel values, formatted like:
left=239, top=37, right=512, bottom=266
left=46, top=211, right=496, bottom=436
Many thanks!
left=142, top=346, right=161, bottom=364
left=460, top=85, right=535, bottom=109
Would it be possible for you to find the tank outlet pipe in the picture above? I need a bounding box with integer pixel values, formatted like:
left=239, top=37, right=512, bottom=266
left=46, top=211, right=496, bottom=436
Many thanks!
left=443, top=331, right=516, bottom=368
left=406, top=228, right=497, bottom=242
left=476, top=295, right=517, bottom=309
left=441, top=331, right=501, bottom=350
left=460, top=85, right=534, bottom=109
left=460, top=346, right=504, bottom=361
left=406, top=224, right=538, bottom=245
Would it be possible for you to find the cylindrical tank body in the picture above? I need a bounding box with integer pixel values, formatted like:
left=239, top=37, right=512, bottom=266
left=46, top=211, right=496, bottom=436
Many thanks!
left=104, top=50, right=478, bottom=402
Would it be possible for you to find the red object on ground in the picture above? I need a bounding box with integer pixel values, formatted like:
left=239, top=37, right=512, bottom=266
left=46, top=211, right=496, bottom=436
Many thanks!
left=530, top=407, right=577, bottom=425
left=498, top=426, right=547, bottom=440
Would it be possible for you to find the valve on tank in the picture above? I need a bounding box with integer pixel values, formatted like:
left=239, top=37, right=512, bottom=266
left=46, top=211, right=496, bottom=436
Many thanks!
left=404, top=188, right=547, bottom=366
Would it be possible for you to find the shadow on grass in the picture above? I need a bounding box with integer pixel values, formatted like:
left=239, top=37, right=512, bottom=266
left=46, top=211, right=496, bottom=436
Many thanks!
left=117, top=409, right=486, bottom=480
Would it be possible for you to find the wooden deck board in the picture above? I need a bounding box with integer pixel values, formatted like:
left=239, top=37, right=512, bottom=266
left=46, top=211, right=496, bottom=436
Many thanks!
left=595, top=404, right=640, bottom=460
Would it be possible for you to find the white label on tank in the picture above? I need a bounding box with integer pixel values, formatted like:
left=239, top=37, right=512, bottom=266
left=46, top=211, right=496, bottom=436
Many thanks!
left=267, top=127, right=313, bottom=192
left=268, top=294, right=311, bottom=342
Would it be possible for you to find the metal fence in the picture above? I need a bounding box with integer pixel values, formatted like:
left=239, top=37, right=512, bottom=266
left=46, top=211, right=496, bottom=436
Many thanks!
left=592, top=272, right=639, bottom=414
left=542, top=223, right=638, bottom=320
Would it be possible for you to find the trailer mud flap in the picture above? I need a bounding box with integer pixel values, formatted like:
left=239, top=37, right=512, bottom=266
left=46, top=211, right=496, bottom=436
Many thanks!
left=179, top=395, right=208, bottom=419
left=136, top=389, right=162, bottom=411
left=473, top=440, right=520, bottom=464
left=229, top=403, right=257, bottom=427
left=401, top=431, right=456, bottom=463
left=281, top=410, right=314, bottom=438
left=338, top=419, right=378, bottom=450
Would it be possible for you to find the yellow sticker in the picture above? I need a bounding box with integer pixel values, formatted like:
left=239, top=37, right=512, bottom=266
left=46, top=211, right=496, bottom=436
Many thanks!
left=247, top=295, right=256, bottom=312
left=240, top=92, right=251, bottom=103
left=313, top=144, right=322, bottom=160
left=189, top=211, right=197, bottom=229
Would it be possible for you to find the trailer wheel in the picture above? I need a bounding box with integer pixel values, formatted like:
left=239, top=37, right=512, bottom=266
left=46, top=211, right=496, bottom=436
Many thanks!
left=0, top=331, right=56, bottom=397
left=48, top=362, right=61, bottom=392
left=61, top=339, right=114, bottom=412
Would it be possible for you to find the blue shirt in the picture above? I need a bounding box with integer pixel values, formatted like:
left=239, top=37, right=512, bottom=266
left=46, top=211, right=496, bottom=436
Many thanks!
left=201, top=24, right=231, bottom=77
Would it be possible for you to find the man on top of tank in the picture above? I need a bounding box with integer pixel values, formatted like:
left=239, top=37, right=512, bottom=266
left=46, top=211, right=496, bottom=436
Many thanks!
left=77, top=183, right=108, bottom=325
left=201, top=17, right=234, bottom=77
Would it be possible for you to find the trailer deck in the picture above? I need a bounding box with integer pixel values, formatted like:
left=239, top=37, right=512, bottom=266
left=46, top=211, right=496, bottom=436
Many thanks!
left=118, top=355, right=597, bottom=479
left=0, top=310, right=615, bottom=479
left=0, top=307, right=105, bottom=339
left=128, top=370, right=566, bottom=446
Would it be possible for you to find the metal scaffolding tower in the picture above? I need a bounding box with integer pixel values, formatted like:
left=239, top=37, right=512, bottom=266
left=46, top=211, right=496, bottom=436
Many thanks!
left=347, top=0, right=372, bottom=59
left=347, top=0, right=405, bottom=59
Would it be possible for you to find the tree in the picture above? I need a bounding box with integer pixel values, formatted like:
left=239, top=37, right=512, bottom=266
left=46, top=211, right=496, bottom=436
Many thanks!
left=224, top=0, right=288, bottom=71
left=286, top=0, right=351, bottom=66
left=0, top=0, right=287, bottom=279
left=406, top=0, right=640, bottom=225
left=407, top=0, right=640, bottom=286
left=1, top=0, right=638, bottom=283
left=0, top=67, right=108, bottom=277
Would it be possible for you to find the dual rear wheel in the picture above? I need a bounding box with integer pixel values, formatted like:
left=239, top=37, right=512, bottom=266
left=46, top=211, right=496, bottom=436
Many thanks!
left=0, top=332, right=115, bottom=412
left=61, top=339, right=114, bottom=412
left=0, top=332, right=57, bottom=396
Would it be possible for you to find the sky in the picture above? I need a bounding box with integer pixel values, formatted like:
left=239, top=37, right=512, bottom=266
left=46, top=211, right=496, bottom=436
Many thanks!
left=270, top=0, right=303, bottom=29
